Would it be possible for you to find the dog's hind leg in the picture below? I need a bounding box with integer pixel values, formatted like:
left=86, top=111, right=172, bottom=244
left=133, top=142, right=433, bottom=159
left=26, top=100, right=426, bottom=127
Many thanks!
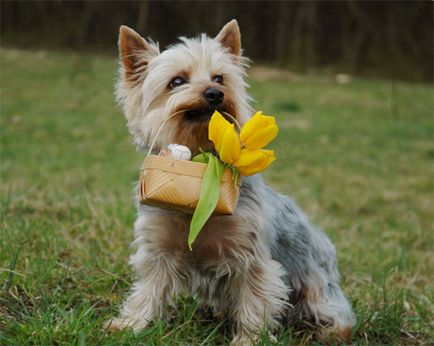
left=268, top=194, right=355, bottom=342
left=298, top=280, right=355, bottom=342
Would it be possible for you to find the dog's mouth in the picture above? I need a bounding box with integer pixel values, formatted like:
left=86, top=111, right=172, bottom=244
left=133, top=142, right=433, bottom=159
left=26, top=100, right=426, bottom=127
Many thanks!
left=173, top=104, right=236, bottom=154
left=184, top=107, right=227, bottom=123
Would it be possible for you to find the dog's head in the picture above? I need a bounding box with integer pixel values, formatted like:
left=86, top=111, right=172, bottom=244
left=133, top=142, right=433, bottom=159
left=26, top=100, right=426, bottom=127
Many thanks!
left=116, top=20, right=252, bottom=154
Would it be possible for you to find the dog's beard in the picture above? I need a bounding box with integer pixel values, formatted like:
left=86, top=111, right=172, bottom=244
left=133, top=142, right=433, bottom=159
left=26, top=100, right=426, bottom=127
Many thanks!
left=169, top=100, right=237, bottom=155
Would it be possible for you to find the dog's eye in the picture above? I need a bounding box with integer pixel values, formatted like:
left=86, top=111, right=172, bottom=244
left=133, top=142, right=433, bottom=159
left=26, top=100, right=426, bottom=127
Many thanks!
left=212, top=75, right=224, bottom=84
left=169, top=77, right=187, bottom=88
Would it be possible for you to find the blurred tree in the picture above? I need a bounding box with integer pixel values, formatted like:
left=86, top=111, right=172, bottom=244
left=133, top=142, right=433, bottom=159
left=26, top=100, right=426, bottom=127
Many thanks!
left=0, top=0, right=432, bottom=82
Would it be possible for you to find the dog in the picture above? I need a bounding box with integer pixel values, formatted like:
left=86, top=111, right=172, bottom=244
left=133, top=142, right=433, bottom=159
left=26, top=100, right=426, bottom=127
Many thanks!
left=107, top=20, right=355, bottom=344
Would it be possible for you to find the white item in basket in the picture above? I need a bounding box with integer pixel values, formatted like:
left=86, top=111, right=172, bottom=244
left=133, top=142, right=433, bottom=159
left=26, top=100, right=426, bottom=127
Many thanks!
left=167, top=144, right=191, bottom=161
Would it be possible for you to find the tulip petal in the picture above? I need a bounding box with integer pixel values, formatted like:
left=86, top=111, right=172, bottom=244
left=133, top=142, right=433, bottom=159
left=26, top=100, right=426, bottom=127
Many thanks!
left=235, top=148, right=264, bottom=167
left=239, top=112, right=262, bottom=144
left=208, top=110, right=231, bottom=152
left=219, top=124, right=241, bottom=164
left=243, top=125, right=278, bottom=150
left=235, top=149, right=276, bottom=176
left=240, top=111, right=278, bottom=149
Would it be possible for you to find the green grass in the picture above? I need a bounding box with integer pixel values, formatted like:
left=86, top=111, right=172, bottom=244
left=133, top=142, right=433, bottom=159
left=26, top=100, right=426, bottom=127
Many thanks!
left=1, top=48, right=432, bottom=345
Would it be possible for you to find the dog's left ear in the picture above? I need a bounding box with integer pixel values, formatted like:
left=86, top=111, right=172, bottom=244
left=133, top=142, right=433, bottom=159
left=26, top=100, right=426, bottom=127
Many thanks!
left=118, top=25, right=159, bottom=83
left=216, top=19, right=241, bottom=56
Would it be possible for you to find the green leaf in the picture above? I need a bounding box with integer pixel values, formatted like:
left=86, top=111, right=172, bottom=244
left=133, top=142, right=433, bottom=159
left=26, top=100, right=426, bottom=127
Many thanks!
left=188, top=154, right=225, bottom=250
left=192, top=153, right=209, bottom=163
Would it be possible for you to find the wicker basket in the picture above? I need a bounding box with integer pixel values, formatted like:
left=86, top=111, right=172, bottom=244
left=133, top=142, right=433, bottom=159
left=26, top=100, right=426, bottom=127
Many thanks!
left=139, top=155, right=241, bottom=214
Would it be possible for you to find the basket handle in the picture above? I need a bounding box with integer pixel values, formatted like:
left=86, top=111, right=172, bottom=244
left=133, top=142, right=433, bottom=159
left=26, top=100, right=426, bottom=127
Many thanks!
left=146, top=110, right=242, bottom=157
left=147, top=110, right=184, bottom=157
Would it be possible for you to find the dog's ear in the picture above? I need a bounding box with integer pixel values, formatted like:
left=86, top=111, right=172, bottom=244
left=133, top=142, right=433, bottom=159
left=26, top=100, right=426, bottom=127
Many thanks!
left=215, top=19, right=241, bottom=56
left=118, top=25, right=159, bottom=82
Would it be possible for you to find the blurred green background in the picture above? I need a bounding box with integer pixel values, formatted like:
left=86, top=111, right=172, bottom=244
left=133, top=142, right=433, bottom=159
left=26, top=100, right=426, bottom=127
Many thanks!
left=1, top=1, right=433, bottom=345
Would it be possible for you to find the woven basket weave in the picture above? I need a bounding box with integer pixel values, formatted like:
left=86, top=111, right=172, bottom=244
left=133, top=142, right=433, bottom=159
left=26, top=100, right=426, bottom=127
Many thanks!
left=139, top=155, right=241, bottom=214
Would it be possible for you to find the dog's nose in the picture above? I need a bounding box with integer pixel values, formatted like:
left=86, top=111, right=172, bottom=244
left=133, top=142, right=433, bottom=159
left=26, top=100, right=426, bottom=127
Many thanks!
left=203, top=88, right=224, bottom=106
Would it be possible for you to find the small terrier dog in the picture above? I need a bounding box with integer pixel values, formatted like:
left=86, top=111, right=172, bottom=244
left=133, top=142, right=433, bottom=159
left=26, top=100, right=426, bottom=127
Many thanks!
left=108, top=20, right=355, bottom=344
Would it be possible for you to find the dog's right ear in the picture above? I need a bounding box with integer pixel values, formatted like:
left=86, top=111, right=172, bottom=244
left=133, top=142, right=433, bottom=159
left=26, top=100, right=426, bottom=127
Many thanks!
left=118, top=25, right=159, bottom=83
left=216, top=20, right=241, bottom=56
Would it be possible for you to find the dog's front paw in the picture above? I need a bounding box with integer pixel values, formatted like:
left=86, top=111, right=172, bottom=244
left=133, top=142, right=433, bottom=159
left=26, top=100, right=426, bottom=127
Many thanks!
left=103, top=318, right=129, bottom=332
left=231, top=331, right=277, bottom=345
left=103, top=317, right=148, bottom=333
left=230, top=334, right=252, bottom=346
left=317, top=324, right=353, bottom=343
left=231, top=333, right=267, bottom=346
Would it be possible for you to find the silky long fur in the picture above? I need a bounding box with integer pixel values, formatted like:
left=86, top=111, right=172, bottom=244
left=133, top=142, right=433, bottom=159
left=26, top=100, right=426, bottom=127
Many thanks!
left=108, top=20, right=355, bottom=345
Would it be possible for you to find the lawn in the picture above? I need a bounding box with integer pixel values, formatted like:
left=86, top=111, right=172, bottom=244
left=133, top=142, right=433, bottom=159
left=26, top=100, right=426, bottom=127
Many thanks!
left=1, top=48, right=432, bottom=345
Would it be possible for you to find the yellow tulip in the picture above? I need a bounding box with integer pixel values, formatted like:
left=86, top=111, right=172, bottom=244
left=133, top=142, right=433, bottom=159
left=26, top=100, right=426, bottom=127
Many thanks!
left=240, top=112, right=278, bottom=150
left=235, top=149, right=276, bottom=176
left=208, top=110, right=278, bottom=175
left=208, top=110, right=231, bottom=152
